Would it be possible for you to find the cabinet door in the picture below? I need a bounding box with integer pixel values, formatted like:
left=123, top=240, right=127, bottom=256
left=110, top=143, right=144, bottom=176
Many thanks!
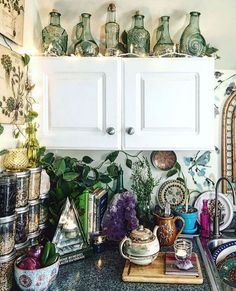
left=31, top=57, right=121, bottom=150
left=123, top=58, right=214, bottom=150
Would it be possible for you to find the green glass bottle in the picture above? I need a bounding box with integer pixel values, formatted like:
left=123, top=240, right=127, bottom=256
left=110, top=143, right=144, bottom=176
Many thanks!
left=74, top=13, right=99, bottom=57
left=115, top=166, right=127, bottom=194
left=25, top=122, right=40, bottom=168
left=105, top=3, right=120, bottom=56
left=42, top=9, right=68, bottom=56
left=153, top=16, right=174, bottom=56
left=127, top=12, right=150, bottom=56
left=180, top=11, right=206, bottom=57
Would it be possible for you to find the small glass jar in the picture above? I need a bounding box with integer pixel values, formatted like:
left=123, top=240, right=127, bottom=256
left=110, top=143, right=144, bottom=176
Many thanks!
left=0, top=214, right=16, bottom=256
left=39, top=193, right=49, bottom=224
left=28, top=200, right=40, bottom=233
left=0, top=249, right=16, bottom=291
left=28, top=230, right=40, bottom=247
left=15, top=240, right=30, bottom=258
left=8, top=170, right=30, bottom=208
left=28, top=166, right=42, bottom=201
left=0, top=173, right=17, bottom=217
left=15, top=205, right=29, bottom=244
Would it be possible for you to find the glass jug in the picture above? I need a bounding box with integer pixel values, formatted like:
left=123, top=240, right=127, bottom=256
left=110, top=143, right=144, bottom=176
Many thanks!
left=74, top=13, right=99, bottom=57
left=180, top=11, right=206, bottom=56
left=127, top=12, right=150, bottom=56
left=153, top=16, right=174, bottom=56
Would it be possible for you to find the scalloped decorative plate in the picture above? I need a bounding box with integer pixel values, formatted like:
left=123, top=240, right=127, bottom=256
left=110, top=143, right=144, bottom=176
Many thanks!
left=219, top=258, right=236, bottom=287
left=158, top=180, right=187, bottom=208
left=212, top=241, right=236, bottom=264
left=194, top=191, right=233, bottom=231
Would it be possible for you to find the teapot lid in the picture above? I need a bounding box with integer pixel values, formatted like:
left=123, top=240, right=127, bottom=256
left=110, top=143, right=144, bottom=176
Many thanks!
left=130, top=225, right=154, bottom=242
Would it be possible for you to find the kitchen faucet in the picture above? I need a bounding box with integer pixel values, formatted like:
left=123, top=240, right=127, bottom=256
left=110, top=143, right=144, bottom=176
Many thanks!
left=213, top=177, right=236, bottom=238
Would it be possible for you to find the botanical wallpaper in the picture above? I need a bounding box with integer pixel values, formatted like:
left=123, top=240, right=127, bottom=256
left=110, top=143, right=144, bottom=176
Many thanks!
left=0, top=44, right=27, bottom=124
left=0, top=0, right=24, bottom=45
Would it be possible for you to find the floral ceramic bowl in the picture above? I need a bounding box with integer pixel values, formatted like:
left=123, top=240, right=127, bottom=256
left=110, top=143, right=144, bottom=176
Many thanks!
left=14, top=255, right=59, bottom=291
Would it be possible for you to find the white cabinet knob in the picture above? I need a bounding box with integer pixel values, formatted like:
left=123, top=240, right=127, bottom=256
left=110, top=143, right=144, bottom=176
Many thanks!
left=127, top=127, right=135, bottom=135
left=106, top=127, right=116, bottom=135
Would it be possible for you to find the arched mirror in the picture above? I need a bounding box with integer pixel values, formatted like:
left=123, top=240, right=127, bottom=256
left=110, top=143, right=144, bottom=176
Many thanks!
left=222, top=91, right=236, bottom=193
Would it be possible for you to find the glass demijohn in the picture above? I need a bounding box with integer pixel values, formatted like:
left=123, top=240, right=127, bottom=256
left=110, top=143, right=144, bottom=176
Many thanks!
left=42, top=9, right=68, bottom=56
left=127, top=12, right=150, bottom=56
left=153, top=16, right=174, bottom=56
left=105, top=3, right=120, bottom=56
left=180, top=11, right=206, bottom=56
left=74, top=13, right=99, bottom=57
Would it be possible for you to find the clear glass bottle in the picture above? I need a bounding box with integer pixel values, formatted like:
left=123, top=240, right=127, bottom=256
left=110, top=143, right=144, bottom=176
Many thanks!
left=42, top=9, right=68, bottom=56
left=127, top=12, right=150, bottom=56
left=153, top=16, right=174, bottom=56
left=105, top=3, right=120, bottom=56
left=180, top=11, right=206, bottom=56
left=74, top=13, right=99, bottom=57
left=200, top=199, right=210, bottom=238
left=25, top=122, right=40, bottom=168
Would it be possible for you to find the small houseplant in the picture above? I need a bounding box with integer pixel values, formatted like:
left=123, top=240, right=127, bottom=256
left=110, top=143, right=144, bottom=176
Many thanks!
left=166, top=162, right=199, bottom=233
left=131, top=156, right=160, bottom=227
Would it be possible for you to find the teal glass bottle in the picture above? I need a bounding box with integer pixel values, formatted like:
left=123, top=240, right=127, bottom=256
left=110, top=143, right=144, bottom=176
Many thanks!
left=74, top=13, right=99, bottom=57
left=127, top=12, right=150, bottom=56
left=153, top=16, right=174, bottom=56
left=115, top=166, right=127, bottom=194
left=42, top=9, right=68, bottom=56
left=105, top=3, right=120, bottom=56
left=180, top=11, right=206, bottom=57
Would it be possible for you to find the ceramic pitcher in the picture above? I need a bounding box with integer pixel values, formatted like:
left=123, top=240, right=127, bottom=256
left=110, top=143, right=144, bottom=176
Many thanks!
left=153, top=213, right=185, bottom=246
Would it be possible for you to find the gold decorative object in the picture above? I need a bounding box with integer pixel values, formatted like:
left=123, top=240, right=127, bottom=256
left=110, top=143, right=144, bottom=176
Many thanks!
left=3, top=148, right=28, bottom=171
left=222, top=91, right=236, bottom=193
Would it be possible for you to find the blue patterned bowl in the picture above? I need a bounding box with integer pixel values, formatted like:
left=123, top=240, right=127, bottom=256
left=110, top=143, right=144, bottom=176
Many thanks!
left=14, top=255, right=59, bottom=291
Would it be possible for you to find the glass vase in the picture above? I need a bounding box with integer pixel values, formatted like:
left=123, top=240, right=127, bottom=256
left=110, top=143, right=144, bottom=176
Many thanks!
left=153, top=16, right=174, bottom=56
left=136, top=198, right=152, bottom=228
left=42, top=9, right=68, bottom=56
left=179, top=11, right=206, bottom=57
left=127, top=12, right=150, bottom=56
left=74, top=13, right=99, bottom=57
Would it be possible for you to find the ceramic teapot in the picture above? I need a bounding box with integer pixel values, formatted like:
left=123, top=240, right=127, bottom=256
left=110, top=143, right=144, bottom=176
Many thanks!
left=153, top=213, right=185, bottom=246
left=119, top=225, right=160, bottom=265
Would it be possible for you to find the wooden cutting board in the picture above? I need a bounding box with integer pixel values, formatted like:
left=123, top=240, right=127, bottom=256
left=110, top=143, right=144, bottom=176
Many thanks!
left=122, top=252, right=203, bottom=284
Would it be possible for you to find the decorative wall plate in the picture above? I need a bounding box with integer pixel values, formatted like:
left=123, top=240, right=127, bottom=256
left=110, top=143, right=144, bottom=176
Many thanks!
left=219, top=258, right=236, bottom=288
left=212, top=241, right=236, bottom=264
left=158, top=180, right=186, bottom=208
left=151, top=151, right=176, bottom=171
left=194, top=191, right=233, bottom=231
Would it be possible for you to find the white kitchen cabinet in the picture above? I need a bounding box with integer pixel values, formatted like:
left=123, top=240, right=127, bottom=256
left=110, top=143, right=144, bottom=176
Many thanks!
left=123, top=58, right=214, bottom=150
left=31, top=57, right=121, bottom=150
left=31, top=57, right=214, bottom=150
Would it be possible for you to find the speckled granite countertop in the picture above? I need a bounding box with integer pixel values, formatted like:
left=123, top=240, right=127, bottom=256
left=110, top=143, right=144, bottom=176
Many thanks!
left=49, top=237, right=211, bottom=291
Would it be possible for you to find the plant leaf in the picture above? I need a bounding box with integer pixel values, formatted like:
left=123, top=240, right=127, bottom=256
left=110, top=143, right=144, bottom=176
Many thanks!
left=82, top=165, right=90, bottom=179
left=0, top=149, right=8, bottom=156
left=107, top=163, right=119, bottom=178
left=177, top=177, right=185, bottom=184
left=63, top=172, right=79, bottom=182
left=166, top=168, right=178, bottom=178
left=41, top=152, right=54, bottom=164
left=99, top=174, right=112, bottom=184
left=105, top=151, right=119, bottom=162
left=175, top=162, right=181, bottom=171
left=54, top=159, right=66, bottom=176
left=22, top=54, right=30, bottom=66
left=126, top=158, right=132, bottom=169
left=82, top=156, right=93, bottom=164
left=0, top=124, right=4, bottom=135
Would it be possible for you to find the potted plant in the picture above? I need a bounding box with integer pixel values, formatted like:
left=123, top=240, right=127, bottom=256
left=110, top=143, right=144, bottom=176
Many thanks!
left=166, top=162, right=199, bottom=234
left=131, top=156, right=161, bottom=228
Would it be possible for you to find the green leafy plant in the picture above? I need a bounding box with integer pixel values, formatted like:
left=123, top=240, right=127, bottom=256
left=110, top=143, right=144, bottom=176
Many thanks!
left=41, top=150, right=141, bottom=225
left=205, top=44, right=220, bottom=59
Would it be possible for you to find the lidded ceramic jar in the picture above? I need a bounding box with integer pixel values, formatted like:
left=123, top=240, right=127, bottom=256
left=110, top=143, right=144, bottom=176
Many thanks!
left=0, top=249, right=16, bottom=291
left=0, top=214, right=16, bottom=256
left=119, top=225, right=160, bottom=265
left=28, top=167, right=42, bottom=201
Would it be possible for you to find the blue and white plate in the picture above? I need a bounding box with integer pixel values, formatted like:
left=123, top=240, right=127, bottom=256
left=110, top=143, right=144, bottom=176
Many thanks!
left=212, top=241, right=236, bottom=264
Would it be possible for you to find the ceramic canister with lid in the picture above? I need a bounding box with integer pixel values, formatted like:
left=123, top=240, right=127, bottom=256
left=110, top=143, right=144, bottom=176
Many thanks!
left=15, top=205, right=29, bottom=245
left=0, top=213, right=16, bottom=256
left=28, top=166, right=42, bottom=200
left=7, top=170, right=30, bottom=208
left=0, top=249, right=16, bottom=291
left=0, top=173, right=17, bottom=217
left=28, top=199, right=40, bottom=233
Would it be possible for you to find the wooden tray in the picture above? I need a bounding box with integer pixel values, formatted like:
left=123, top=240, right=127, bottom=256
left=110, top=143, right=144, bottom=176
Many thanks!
left=122, top=252, right=203, bottom=285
